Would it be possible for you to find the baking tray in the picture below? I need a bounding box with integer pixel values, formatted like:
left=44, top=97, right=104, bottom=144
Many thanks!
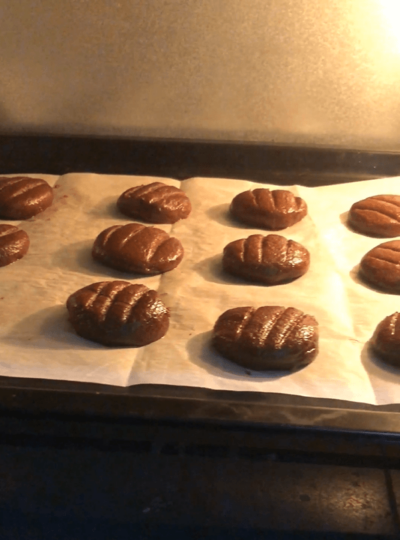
left=2, top=134, right=400, bottom=442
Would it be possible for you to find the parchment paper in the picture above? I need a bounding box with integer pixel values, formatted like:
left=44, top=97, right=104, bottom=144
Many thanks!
left=0, top=174, right=178, bottom=387
left=1, top=173, right=400, bottom=405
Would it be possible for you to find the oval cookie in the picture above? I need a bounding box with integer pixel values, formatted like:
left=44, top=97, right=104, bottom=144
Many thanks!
left=230, top=189, right=307, bottom=230
left=92, top=223, right=184, bottom=275
left=212, top=305, right=319, bottom=371
left=349, top=195, right=400, bottom=237
left=223, top=234, right=310, bottom=284
left=0, top=176, right=53, bottom=219
left=371, top=312, right=400, bottom=367
left=67, top=280, right=170, bottom=347
left=117, top=182, right=191, bottom=224
left=360, top=240, right=400, bottom=292
left=0, top=224, right=30, bottom=267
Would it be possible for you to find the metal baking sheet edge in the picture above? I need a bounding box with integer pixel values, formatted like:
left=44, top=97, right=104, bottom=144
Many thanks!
left=1, top=135, right=400, bottom=438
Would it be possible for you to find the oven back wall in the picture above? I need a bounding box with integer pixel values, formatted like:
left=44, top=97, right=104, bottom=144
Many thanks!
left=1, top=0, right=399, bottom=151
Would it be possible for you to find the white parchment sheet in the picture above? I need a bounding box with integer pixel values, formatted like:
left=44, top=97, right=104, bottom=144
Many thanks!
left=0, top=174, right=177, bottom=386
left=1, top=173, right=400, bottom=405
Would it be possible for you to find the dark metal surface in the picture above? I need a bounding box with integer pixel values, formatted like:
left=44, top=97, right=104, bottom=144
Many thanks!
left=0, top=438, right=397, bottom=538
left=1, top=377, right=400, bottom=439
left=1, top=133, right=400, bottom=182
left=1, top=135, right=400, bottom=441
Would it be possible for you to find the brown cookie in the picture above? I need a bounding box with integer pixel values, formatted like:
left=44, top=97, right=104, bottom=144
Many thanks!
left=222, top=234, right=310, bottom=284
left=212, top=306, right=319, bottom=371
left=371, top=312, right=400, bottom=367
left=360, top=240, right=400, bottom=292
left=230, top=189, right=307, bottom=230
left=349, top=195, right=400, bottom=237
left=0, top=224, right=29, bottom=267
left=92, top=223, right=184, bottom=275
left=67, top=281, right=169, bottom=347
left=117, top=182, right=191, bottom=224
left=0, top=176, right=54, bottom=219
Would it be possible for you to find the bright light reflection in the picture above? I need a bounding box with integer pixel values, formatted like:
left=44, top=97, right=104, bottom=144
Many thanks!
left=379, top=0, right=400, bottom=52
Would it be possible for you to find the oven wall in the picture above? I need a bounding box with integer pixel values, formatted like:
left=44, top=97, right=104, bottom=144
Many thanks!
left=1, top=0, right=399, bottom=150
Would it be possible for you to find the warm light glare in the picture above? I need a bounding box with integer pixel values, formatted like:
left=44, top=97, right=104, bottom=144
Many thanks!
left=379, top=0, right=400, bottom=52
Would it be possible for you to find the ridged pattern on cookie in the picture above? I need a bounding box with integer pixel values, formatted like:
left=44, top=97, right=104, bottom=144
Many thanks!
left=0, top=176, right=54, bottom=219
left=230, top=189, right=307, bottom=230
left=117, top=182, right=191, bottom=224
left=360, top=240, right=400, bottom=291
left=67, top=281, right=169, bottom=346
left=92, top=223, right=184, bottom=274
left=222, top=234, right=309, bottom=284
left=349, top=195, right=400, bottom=237
left=0, top=224, right=30, bottom=267
left=212, top=305, right=318, bottom=370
